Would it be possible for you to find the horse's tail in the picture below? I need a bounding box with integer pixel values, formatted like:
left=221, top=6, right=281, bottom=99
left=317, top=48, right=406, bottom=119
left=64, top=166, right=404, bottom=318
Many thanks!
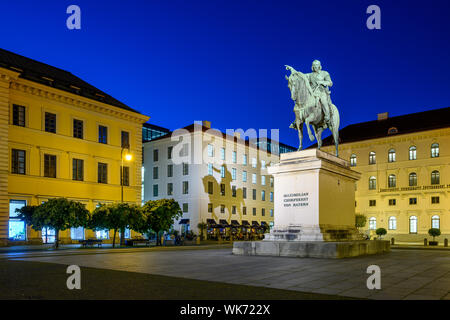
left=330, top=104, right=340, bottom=156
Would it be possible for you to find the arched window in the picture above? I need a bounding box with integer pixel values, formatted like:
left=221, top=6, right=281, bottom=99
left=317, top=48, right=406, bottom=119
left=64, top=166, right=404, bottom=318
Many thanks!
left=409, top=216, right=418, bottom=234
left=388, top=149, right=396, bottom=162
left=388, top=174, right=396, bottom=188
left=369, top=217, right=376, bottom=230
left=369, top=176, right=377, bottom=190
left=409, top=172, right=417, bottom=186
left=350, top=154, right=357, bottom=167
left=409, top=146, right=417, bottom=160
left=431, top=215, right=440, bottom=229
left=431, top=170, right=440, bottom=185
left=369, top=152, right=376, bottom=165
left=431, top=143, right=439, bottom=158
left=388, top=217, right=397, bottom=230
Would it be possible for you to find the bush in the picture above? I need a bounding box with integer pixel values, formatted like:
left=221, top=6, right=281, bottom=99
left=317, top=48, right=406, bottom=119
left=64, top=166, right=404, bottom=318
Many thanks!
left=355, top=214, right=367, bottom=229
left=428, top=228, right=441, bottom=240
left=376, top=228, right=387, bottom=239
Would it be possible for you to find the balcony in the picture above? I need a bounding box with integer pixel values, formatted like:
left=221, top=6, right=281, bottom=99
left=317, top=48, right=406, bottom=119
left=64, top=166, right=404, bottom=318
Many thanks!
left=379, top=184, right=449, bottom=193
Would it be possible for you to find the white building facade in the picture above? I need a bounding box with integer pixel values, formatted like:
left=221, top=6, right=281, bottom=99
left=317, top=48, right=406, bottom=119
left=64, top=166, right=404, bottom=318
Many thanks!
left=143, top=121, right=279, bottom=234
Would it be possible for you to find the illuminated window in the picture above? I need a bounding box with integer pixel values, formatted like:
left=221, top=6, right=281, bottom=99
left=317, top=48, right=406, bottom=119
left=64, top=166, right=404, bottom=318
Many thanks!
left=409, top=216, right=417, bottom=234
left=388, top=174, right=396, bottom=188
left=369, top=217, right=376, bottom=230
left=369, top=152, right=376, bottom=165
left=350, top=154, right=357, bottom=167
left=431, top=215, right=440, bottom=229
left=431, top=170, right=440, bottom=185
left=409, top=146, right=417, bottom=160
left=388, top=217, right=397, bottom=230
left=388, top=149, right=396, bottom=162
left=431, top=143, right=439, bottom=158
left=409, top=172, right=417, bottom=186
left=369, top=176, right=376, bottom=190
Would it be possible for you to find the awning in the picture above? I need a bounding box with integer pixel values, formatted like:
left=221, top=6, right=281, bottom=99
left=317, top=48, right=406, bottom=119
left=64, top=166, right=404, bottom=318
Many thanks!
left=252, top=221, right=260, bottom=226
left=206, top=219, right=218, bottom=227
left=219, top=219, right=230, bottom=227
left=231, top=220, right=240, bottom=226
left=260, top=221, right=267, bottom=226
left=241, top=220, right=250, bottom=226
left=179, top=219, right=190, bottom=224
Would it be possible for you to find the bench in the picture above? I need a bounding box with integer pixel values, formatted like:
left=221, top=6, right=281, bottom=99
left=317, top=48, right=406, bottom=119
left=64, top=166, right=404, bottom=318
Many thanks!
left=79, top=239, right=103, bottom=248
left=125, top=239, right=151, bottom=247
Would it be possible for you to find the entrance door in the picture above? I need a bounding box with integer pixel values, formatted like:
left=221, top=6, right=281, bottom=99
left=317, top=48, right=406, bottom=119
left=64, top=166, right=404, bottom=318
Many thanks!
left=42, top=227, right=56, bottom=243
left=9, top=200, right=27, bottom=241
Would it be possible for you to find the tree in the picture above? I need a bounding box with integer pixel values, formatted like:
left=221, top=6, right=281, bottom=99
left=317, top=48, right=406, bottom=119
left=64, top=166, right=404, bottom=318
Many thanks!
left=18, top=198, right=90, bottom=248
left=197, top=222, right=207, bottom=241
left=355, top=214, right=367, bottom=230
left=138, top=199, right=182, bottom=246
left=428, top=228, right=441, bottom=241
left=376, top=228, right=387, bottom=239
left=90, top=203, right=142, bottom=248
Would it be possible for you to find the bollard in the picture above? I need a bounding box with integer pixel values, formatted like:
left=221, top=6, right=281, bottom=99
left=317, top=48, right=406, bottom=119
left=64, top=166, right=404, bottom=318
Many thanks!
left=391, top=238, right=395, bottom=245
left=445, top=238, right=448, bottom=247
left=424, top=238, right=428, bottom=246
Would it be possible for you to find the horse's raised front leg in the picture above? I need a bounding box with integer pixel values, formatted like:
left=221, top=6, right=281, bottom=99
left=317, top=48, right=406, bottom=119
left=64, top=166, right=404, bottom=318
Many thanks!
left=296, top=118, right=303, bottom=151
left=304, top=114, right=315, bottom=142
left=316, top=126, right=324, bottom=149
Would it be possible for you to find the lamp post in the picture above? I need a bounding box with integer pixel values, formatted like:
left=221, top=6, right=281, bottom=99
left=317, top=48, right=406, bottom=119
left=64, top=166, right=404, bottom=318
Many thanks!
left=120, top=147, right=132, bottom=246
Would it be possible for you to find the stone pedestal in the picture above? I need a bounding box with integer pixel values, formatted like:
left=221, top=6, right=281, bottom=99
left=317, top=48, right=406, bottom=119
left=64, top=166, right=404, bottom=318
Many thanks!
left=233, top=149, right=390, bottom=258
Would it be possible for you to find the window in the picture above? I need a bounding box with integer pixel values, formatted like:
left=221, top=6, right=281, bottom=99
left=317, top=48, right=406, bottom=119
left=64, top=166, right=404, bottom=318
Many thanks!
left=431, top=215, right=440, bottom=229
left=167, top=164, right=173, bottom=177
left=96, top=230, right=109, bottom=240
left=42, top=227, right=55, bottom=244
left=208, top=203, right=213, bottom=213
left=388, top=217, right=397, bottom=230
left=124, top=228, right=131, bottom=239
left=220, top=205, right=225, bottom=213
left=153, top=167, right=159, bottom=179
left=409, top=172, right=417, bottom=186
left=183, top=203, right=188, bottom=212
left=252, top=173, right=257, bottom=184
left=220, top=148, right=225, bottom=160
left=153, top=184, right=158, bottom=197
left=262, top=208, right=265, bottom=216
left=73, top=119, right=83, bottom=139
left=369, top=152, right=376, bottom=165
left=12, top=104, right=25, bottom=127
left=270, top=209, right=274, bottom=217
left=167, top=183, right=173, bottom=195
left=220, top=165, right=225, bottom=178
left=270, top=177, right=274, bottom=187
left=369, top=217, right=376, bottom=230
left=232, top=168, right=236, bottom=180
left=388, top=149, right=396, bottom=162
left=409, top=197, right=417, bottom=205
left=369, top=176, right=376, bottom=190
left=232, top=151, right=237, bottom=163
left=168, top=146, right=173, bottom=159
left=243, top=187, right=247, bottom=199
left=121, top=131, right=130, bottom=148
left=369, top=200, right=376, bottom=206
left=207, top=144, right=214, bottom=157
left=153, top=149, right=159, bottom=162
left=207, top=181, right=213, bottom=194
left=270, top=192, right=273, bottom=202
left=252, top=189, right=256, bottom=200
left=232, top=206, right=236, bottom=215
left=71, top=227, right=85, bottom=240
left=261, top=190, right=266, bottom=201
left=208, top=163, right=213, bottom=175
left=431, top=196, right=439, bottom=204
left=98, top=125, right=108, bottom=144
left=261, top=175, right=266, bottom=186
left=9, top=200, right=26, bottom=240
left=121, top=166, right=129, bottom=186
left=243, top=171, right=247, bottom=182
left=389, top=199, right=396, bottom=206
left=350, top=154, right=357, bottom=167
left=220, top=184, right=225, bottom=196
left=252, top=208, right=256, bottom=216
left=232, top=185, right=236, bottom=197
left=243, top=154, right=247, bottom=166
left=182, top=163, right=189, bottom=175
left=431, top=170, right=440, bottom=185
left=97, top=162, right=107, bottom=183
left=11, top=149, right=26, bottom=174
left=261, top=160, right=266, bottom=169
left=388, top=174, right=396, bottom=188
left=243, top=207, right=247, bottom=215
left=409, top=146, right=417, bottom=160
left=44, top=154, right=56, bottom=178
left=431, top=143, right=439, bottom=158
left=72, top=159, right=84, bottom=181
left=44, top=112, right=56, bottom=133
left=252, top=157, right=257, bottom=168
left=182, top=181, right=189, bottom=194
left=409, top=216, right=418, bottom=234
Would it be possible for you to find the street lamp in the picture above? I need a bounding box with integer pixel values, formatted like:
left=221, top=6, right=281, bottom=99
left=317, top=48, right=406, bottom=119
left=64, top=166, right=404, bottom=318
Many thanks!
left=121, top=147, right=132, bottom=203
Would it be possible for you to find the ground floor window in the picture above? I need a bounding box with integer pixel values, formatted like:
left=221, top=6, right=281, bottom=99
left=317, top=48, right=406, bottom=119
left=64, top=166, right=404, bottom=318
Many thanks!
left=9, top=200, right=27, bottom=241
left=71, top=227, right=85, bottom=240
left=42, top=227, right=56, bottom=244
left=388, top=216, right=397, bottom=230
left=369, top=217, right=376, bottom=230
left=124, top=228, right=131, bottom=239
left=96, top=230, right=109, bottom=239
left=431, top=215, right=440, bottom=229
left=409, top=216, right=418, bottom=234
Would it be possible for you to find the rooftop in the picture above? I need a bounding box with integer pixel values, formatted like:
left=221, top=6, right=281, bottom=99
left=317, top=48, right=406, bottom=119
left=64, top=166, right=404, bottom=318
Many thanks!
left=0, top=48, right=140, bottom=114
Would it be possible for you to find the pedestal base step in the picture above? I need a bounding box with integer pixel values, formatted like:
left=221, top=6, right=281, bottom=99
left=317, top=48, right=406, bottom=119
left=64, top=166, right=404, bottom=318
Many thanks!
left=233, top=240, right=390, bottom=259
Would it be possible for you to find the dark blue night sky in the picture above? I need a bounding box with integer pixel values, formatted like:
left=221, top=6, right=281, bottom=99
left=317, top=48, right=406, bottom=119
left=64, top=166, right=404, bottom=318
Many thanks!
left=1, top=0, right=449, bottom=148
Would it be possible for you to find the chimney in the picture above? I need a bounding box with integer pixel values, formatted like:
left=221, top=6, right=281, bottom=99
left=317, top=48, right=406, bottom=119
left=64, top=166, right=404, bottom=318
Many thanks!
left=377, top=112, right=388, bottom=121
left=202, top=120, right=211, bottom=128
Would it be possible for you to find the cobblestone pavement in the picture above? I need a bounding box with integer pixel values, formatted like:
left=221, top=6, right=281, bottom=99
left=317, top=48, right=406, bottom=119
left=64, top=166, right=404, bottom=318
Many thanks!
left=13, top=248, right=450, bottom=300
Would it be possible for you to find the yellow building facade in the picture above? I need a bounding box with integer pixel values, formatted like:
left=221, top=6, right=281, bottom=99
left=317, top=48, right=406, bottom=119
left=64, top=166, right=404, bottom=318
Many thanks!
left=321, top=109, right=450, bottom=242
left=0, top=49, right=149, bottom=246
